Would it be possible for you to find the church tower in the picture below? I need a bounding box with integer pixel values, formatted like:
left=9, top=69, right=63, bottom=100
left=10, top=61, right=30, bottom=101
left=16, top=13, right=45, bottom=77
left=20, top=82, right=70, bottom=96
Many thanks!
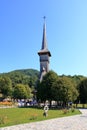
left=38, top=17, right=51, bottom=81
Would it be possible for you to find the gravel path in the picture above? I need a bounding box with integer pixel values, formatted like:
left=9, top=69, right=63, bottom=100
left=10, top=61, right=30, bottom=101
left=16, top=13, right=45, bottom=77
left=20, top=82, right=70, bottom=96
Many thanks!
left=0, top=109, right=87, bottom=130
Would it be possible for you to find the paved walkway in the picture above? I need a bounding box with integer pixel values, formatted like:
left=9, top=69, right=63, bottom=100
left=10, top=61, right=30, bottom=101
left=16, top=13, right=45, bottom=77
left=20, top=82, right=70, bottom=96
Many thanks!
left=0, top=109, right=87, bottom=130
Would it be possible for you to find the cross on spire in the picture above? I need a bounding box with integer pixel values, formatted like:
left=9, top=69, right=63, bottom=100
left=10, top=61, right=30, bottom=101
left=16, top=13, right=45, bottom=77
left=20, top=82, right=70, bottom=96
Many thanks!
left=43, top=16, right=46, bottom=24
left=43, top=16, right=46, bottom=21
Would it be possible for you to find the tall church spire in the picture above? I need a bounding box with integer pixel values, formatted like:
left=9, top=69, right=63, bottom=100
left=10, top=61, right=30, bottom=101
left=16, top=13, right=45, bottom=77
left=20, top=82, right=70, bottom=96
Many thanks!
left=42, top=16, right=47, bottom=50
left=38, top=17, right=51, bottom=81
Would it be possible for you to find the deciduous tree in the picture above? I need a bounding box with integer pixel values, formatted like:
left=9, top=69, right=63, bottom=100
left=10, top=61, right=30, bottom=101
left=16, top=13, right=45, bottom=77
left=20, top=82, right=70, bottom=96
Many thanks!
left=13, top=84, right=31, bottom=99
left=0, top=76, right=12, bottom=98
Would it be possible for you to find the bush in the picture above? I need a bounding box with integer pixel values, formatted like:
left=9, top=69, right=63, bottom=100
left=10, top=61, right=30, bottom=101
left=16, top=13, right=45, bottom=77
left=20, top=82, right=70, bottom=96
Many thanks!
left=71, top=107, right=75, bottom=112
left=62, top=109, right=69, bottom=114
left=0, top=101, right=13, bottom=106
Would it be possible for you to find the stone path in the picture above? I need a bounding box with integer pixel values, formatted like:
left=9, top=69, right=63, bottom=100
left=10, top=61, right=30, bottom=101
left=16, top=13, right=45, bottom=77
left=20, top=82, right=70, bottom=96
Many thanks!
left=0, top=109, right=87, bottom=130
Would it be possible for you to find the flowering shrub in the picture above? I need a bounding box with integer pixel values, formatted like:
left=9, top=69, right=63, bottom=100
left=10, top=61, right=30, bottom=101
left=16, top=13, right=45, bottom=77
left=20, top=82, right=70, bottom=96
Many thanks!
left=0, top=101, right=13, bottom=106
left=62, top=109, right=69, bottom=114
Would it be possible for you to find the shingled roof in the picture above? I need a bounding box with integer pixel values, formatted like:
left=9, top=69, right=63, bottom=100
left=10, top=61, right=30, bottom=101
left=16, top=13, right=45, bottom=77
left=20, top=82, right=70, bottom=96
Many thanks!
left=38, top=19, right=51, bottom=56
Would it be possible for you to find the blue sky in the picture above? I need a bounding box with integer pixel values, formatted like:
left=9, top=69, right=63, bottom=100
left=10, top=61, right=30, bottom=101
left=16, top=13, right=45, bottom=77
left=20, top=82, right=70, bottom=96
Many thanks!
left=0, top=0, right=87, bottom=76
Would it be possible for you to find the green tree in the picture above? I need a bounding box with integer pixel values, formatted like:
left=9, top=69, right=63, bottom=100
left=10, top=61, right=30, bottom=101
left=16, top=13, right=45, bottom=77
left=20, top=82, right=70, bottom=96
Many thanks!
left=13, top=84, right=31, bottom=99
left=37, top=72, right=79, bottom=107
left=79, top=78, right=87, bottom=104
left=0, top=76, right=12, bottom=98
left=6, top=69, right=39, bottom=88
left=58, top=76, right=79, bottom=106
left=37, top=70, right=58, bottom=106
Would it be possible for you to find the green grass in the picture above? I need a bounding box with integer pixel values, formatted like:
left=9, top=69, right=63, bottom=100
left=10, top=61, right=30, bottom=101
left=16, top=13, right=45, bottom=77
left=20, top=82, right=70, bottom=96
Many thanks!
left=0, top=107, right=81, bottom=128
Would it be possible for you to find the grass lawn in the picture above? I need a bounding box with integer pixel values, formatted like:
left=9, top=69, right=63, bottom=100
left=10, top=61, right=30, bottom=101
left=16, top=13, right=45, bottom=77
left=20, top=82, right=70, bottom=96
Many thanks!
left=0, top=107, right=81, bottom=127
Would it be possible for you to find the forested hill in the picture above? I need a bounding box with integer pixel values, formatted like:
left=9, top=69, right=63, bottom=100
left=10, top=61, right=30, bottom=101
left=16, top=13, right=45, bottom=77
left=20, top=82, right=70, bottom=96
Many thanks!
left=8, top=69, right=39, bottom=77
left=0, top=69, right=87, bottom=101
left=0, top=69, right=86, bottom=89
left=0, top=69, right=39, bottom=88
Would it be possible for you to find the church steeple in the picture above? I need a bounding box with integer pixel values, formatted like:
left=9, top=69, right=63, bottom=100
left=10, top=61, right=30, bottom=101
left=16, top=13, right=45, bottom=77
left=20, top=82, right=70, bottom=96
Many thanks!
left=41, top=16, right=47, bottom=50
left=38, top=17, right=51, bottom=56
left=38, top=17, right=51, bottom=81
